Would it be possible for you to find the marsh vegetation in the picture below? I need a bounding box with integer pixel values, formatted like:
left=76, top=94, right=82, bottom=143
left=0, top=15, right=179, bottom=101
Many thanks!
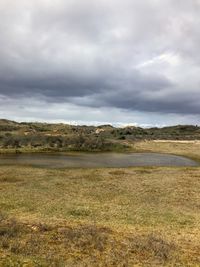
left=1, top=120, right=200, bottom=266
left=0, top=163, right=200, bottom=266
left=1, top=119, right=200, bottom=153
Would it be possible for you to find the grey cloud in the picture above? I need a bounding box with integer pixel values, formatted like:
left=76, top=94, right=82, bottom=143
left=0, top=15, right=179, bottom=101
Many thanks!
left=0, top=0, right=200, bottom=124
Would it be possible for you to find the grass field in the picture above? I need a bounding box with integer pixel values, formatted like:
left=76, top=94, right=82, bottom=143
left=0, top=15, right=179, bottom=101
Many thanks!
left=133, top=140, right=200, bottom=163
left=0, top=141, right=200, bottom=266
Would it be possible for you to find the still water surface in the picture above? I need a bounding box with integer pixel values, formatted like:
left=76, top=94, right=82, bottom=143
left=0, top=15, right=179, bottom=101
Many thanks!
left=0, top=152, right=198, bottom=168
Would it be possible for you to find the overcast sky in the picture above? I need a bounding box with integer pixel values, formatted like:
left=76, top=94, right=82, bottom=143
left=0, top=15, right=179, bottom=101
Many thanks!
left=0, top=0, right=200, bottom=126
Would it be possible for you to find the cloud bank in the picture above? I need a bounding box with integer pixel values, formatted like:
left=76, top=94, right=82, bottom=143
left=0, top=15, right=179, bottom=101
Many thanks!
left=0, top=0, right=200, bottom=125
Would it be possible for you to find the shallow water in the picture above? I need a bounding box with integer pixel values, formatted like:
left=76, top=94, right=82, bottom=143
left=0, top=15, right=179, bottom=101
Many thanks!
left=0, top=152, right=198, bottom=168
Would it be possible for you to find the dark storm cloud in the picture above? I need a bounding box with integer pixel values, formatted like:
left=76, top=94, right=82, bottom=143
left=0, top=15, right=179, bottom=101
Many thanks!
left=0, top=0, right=200, bottom=118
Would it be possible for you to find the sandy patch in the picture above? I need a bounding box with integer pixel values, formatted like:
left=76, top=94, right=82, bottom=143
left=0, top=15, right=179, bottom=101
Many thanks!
left=152, top=140, right=200, bottom=144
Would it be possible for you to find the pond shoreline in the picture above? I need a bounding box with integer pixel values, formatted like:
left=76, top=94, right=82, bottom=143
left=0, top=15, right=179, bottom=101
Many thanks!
left=0, top=152, right=198, bottom=168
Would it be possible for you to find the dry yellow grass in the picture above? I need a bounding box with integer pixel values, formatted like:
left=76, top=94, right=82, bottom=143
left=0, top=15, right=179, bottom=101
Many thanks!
left=0, top=161, right=200, bottom=266
left=133, top=140, right=200, bottom=162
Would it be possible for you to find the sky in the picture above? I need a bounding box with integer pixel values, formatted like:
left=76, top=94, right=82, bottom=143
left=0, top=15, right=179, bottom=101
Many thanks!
left=0, top=0, right=200, bottom=126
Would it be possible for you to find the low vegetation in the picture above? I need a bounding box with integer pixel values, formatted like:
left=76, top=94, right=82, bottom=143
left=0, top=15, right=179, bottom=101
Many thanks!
left=133, top=140, right=200, bottom=162
left=0, top=214, right=176, bottom=267
left=1, top=119, right=200, bottom=153
left=0, top=165, right=200, bottom=266
left=1, top=119, right=200, bottom=266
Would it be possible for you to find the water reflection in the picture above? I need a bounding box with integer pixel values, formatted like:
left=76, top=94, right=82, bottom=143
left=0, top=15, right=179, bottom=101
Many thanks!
left=0, top=152, right=198, bottom=168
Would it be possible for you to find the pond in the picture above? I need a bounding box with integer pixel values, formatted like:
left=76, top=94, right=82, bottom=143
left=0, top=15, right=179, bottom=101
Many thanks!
left=0, top=152, right=198, bottom=168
